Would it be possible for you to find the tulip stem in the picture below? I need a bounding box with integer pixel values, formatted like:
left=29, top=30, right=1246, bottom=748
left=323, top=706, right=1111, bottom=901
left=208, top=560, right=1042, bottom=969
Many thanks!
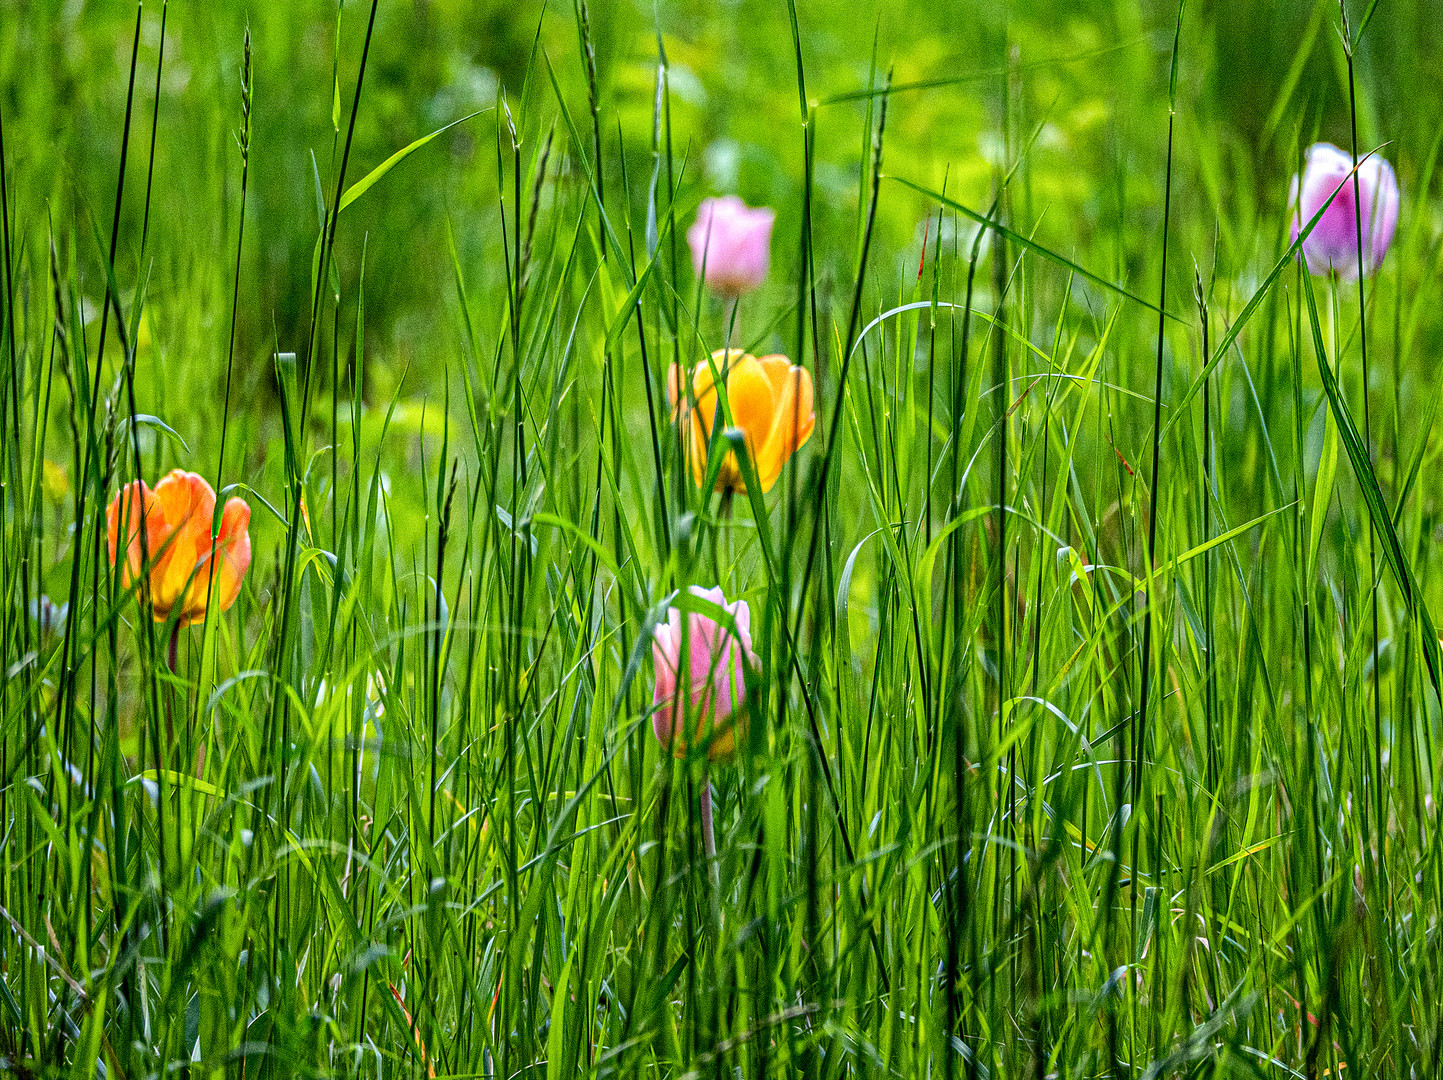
left=712, top=489, right=733, bottom=580
left=164, top=623, right=205, bottom=776
left=700, top=777, right=718, bottom=886
left=165, top=623, right=179, bottom=752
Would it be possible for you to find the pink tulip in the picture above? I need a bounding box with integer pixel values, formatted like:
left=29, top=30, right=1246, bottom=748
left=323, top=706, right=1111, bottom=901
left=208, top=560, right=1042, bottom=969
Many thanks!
left=1290, top=142, right=1399, bottom=279
left=652, top=586, right=758, bottom=761
left=687, top=196, right=775, bottom=297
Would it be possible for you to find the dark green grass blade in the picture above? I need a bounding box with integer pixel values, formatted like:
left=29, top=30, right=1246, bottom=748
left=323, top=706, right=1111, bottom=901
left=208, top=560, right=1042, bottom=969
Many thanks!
left=887, top=175, right=1176, bottom=321
left=1303, top=270, right=1443, bottom=707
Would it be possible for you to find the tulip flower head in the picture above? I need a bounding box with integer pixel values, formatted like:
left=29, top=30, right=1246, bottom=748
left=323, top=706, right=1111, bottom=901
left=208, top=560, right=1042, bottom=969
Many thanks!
left=687, top=196, right=775, bottom=298
left=652, top=586, right=758, bottom=762
left=106, top=469, right=252, bottom=628
left=1290, top=142, right=1399, bottom=280
left=668, top=349, right=815, bottom=495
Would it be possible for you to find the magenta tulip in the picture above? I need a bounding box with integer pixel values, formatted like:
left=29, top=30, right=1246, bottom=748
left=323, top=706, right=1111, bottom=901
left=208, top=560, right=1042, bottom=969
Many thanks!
left=687, top=196, right=775, bottom=297
left=1290, top=142, right=1399, bottom=280
left=651, top=586, right=757, bottom=761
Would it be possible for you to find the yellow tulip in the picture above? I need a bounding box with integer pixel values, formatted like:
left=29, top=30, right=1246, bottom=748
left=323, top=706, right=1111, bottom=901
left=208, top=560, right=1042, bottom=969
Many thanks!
left=667, top=349, right=815, bottom=494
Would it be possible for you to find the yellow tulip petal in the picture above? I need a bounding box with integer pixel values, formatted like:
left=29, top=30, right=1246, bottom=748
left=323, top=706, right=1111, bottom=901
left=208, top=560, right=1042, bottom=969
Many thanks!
left=756, top=359, right=814, bottom=491
left=720, top=357, right=776, bottom=446
left=685, top=412, right=710, bottom=487
left=755, top=354, right=794, bottom=398
left=671, top=375, right=710, bottom=487
left=690, top=350, right=748, bottom=438
left=666, top=363, right=686, bottom=413
left=673, top=350, right=813, bottom=495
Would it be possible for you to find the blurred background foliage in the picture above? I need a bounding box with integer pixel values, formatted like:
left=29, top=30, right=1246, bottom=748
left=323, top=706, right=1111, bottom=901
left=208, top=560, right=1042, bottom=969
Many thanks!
left=3, top=0, right=1442, bottom=573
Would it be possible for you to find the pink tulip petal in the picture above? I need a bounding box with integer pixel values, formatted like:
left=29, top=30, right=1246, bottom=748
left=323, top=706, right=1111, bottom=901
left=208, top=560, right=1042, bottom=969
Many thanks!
left=687, top=196, right=775, bottom=297
left=1291, top=142, right=1399, bottom=280
left=650, top=586, right=756, bottom=761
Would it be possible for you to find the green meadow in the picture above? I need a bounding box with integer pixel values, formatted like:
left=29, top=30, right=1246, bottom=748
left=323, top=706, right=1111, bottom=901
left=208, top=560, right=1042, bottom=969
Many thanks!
left=4, top=0, right=1443, bottom=1075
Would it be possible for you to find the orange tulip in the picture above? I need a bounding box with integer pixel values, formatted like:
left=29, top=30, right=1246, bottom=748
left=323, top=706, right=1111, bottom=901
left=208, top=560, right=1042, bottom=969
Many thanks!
left=668, top=349, right=815, bottom=494
left=106, top=469, right=252, bottom=627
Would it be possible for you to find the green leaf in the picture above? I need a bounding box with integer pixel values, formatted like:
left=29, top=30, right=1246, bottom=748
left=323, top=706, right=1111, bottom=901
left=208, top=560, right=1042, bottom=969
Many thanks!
left=1167, top=0, right=1187, bottom=110
left=1308, top=413, right=1338, bottom=578
left=1164, top=153, right=1390, bottom=439
left=887, top=175, right=1177, bottom=321
left=120, top=413, right=191, bottom=454
left=1165, top=502, right=1293, bottom=575
left=331, top=6, right=343, bottom=133
left=338, top=110, right=486, bottom=214
left=129, top=769, right=228, bottom=798
left=1303, top=270, right=1443, bottom=708
left=1354, top=0, right=1384, bottom=47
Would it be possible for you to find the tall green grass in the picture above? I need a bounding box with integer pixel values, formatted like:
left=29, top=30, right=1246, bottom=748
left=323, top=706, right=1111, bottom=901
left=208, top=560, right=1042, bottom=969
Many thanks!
left=4, top=0, right=1443, bottom=1075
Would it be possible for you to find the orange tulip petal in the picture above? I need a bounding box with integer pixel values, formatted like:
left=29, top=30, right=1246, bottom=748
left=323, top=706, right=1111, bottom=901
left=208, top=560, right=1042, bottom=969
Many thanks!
left=155, top=532, right=203, bottom=619
left=106, top=480, right=166, bottom=588
left=105, top=471, right=251, bottom=626
left=152, top=469, right=209, bottom=531
left=150, top=471, right=218, bottom=622
left=212, top=497, right=253, bottom=613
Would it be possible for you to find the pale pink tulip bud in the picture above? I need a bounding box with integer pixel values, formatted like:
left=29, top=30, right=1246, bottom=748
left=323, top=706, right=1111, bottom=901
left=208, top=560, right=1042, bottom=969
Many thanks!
left=1290, top=142, right=1399, bottom=279
left=687, top=196, right=775, bottom=297
left=651, top=586, right=758, bottom=762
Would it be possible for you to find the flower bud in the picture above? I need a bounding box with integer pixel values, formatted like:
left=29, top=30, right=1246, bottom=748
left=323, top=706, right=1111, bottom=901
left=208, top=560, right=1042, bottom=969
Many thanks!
left=687, top=196, right=775, bottom=297
left=651, top=586, right=758, bottom=762
left=1290, top=142, right=1399, bottom=279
